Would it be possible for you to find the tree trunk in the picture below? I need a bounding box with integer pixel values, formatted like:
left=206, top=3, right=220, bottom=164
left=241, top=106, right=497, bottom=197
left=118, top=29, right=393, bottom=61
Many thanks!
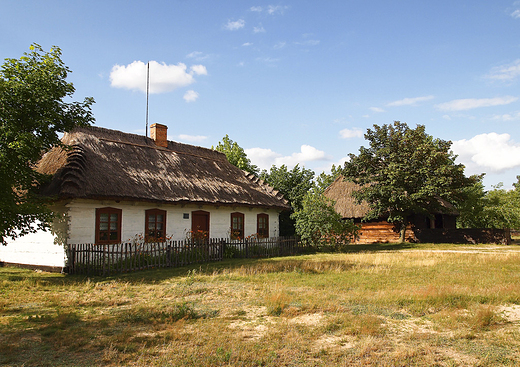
left=399, top=222, right=407, bottom=243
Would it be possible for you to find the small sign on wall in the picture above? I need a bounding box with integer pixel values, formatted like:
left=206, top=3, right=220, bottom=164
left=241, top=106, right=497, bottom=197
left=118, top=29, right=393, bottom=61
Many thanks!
left=183, top=213, right=189, bottom=219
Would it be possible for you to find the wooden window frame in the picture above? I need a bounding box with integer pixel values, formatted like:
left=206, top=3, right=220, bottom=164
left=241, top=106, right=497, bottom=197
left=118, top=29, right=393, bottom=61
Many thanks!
left=145, top=208, right=167, bottom=242
left=257, top=213, right=269, bottom=238
left=95, top=207, right=122, bottom=244
left=231, top=212, right=245, bottom=240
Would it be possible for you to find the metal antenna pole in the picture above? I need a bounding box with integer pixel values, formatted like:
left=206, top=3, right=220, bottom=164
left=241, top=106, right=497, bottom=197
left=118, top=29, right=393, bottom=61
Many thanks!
left=145, top=61, right=150, bottom=137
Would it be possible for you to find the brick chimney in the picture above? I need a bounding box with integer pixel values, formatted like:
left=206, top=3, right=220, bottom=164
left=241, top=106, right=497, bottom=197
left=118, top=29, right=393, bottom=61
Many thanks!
left=150, top=123, right=168, bottom=148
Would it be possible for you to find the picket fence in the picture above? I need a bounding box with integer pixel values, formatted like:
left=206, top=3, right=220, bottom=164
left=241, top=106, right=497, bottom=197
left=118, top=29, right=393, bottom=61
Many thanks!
left=66, top=236, right=304, bottom=276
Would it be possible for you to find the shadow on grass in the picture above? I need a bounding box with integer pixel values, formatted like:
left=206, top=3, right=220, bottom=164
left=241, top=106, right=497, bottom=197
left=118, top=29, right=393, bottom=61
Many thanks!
left=1, top=242, right=420, bottom=285
left=340, top=242, right=419, bottom=253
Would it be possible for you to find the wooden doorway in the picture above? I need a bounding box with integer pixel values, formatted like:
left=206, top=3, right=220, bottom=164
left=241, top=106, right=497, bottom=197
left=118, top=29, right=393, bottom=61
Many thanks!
left=191, top=210, right=210, bottom=240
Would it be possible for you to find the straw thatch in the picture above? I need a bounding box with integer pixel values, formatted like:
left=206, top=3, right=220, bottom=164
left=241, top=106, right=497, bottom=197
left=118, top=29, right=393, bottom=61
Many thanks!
left=323, top=176, right=371, bottom=219
left=323, top=175, right=459, bottom=219
left=37, top=126, right=289, bottom=210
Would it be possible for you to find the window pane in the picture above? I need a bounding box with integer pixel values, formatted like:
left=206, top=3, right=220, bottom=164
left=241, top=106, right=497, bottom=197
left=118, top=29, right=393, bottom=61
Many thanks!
left=100, top=213, right=109, bottom=222
left=109, top=231, right=118, bottom=240
left=157, top=223, right=163, bottom=231
left=100, top=222, right=108, bottom=231
left=110, top=214, right=118, bottom=222
left=157, top=214, right=163, bottom=222
left=100, top=232, right=108, bottom=241
left=148, top=216, right=156, bottom=224
left=110, top=222, right=117, bottom=231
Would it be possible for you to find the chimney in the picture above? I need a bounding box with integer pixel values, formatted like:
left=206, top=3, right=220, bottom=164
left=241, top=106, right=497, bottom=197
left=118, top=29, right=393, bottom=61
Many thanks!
left=150, top=123, right=168, bottom=148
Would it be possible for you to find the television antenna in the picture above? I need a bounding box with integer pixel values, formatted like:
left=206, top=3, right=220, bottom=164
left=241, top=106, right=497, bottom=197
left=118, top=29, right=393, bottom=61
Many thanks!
left=145, top=61, right=150, bottom=137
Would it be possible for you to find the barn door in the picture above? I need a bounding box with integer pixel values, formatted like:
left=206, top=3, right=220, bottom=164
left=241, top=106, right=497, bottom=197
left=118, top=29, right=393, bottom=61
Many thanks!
left=191, top=210, right=210, bottom=241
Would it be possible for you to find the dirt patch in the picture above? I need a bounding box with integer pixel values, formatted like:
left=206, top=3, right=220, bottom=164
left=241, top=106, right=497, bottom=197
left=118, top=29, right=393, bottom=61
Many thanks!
left=497, top=304, right=520, bottom=323
left=440, top=347, right=480, bottom=366
left=313, top=335, right=355, bottom=352
left=289, top=313, right=323, bottom=327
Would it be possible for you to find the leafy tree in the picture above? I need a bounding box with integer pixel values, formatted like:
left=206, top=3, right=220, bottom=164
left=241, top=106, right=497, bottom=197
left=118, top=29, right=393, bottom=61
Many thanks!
left=214, top=134, right=259, bottom=175
left=0, top=44, right=95, bottom=245
left=343, top=121, right=476, bottom=242
left=455, top=175, right=487, bottom=228
left=292, top=191, right=358, bottom=250
left=260, top=164, right=315, bottom=236
left=457, top=176, right=520, bottom=230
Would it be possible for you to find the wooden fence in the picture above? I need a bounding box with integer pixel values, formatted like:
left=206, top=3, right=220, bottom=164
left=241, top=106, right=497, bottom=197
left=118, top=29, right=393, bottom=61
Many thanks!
left=66, top=236, right=304, bottom=276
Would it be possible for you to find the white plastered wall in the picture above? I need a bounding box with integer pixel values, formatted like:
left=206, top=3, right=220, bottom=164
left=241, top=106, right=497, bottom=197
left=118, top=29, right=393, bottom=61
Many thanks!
left=67, top=199, right=280, bottom=243
left=0, top=199, right=282, bottom=267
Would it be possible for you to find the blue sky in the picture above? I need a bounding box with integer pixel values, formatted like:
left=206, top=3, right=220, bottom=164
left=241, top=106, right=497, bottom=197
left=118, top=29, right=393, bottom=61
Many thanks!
left=3, top=0, right=520, bottom=189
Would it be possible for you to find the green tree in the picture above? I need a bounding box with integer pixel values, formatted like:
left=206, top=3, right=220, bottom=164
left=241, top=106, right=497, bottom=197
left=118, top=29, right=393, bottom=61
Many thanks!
left=343, top=121, right=476, bottom=242
left=213, top=134, right=259, bottom=175
left=0, top=44, right=95, bottom=245
left=260, top=164, right=315, bottom=236
left=457, top=176, right=520, bottom=230
left=455, top=175, right=487, bottom=228
left=292, top=191, right=358, bottom=250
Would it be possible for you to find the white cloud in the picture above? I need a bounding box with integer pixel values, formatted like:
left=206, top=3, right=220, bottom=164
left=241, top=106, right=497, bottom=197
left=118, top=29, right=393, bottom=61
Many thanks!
left=486, top=59, right=520, bottom=81
left=242, top=42, right=253, bottom=46
left=295, top=39, right=320, bottom=46
left=186, top=51, right=210, bottom=61
left=267, top=5, right=289, bottom=15
left=183, top=90, right=199, bottom=102
left=452, top=133, right=520, bottom=173
left=177, top=134, right=207, bottom=143
left=246, top=145, right=330, bottom=170
left=386, top=95, right=434, bottom=107
left=274, top=41, right=286, bottom=49
left=370, top=107, right=385, bottom=113
left=189, top=65, right=207, bottom=75
left=257, top=57, right=280, bottom=65
left=245, top=147, right=281, bottom=170
left=110, top=60, right=206, bottom=94
left=435, top=96, right=518, bottom=111
left=224, top=19, right=245, bottom=31
left=492, top=112, right=520, bottom=121
left=253, top=25, right=266, bottom=33
left=339, top=128, right=364, bottom=139
left=250, top=6, right=263, bottom=12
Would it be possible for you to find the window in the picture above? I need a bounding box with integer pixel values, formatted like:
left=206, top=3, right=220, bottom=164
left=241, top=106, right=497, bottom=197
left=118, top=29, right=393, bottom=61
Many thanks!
left=145, top=209, right=167, bottom=242
left=96, top=207, right=122, bottom=244
left=231, top=212, right=244, bottom=240
left=257, top=213, right=269, bottom=238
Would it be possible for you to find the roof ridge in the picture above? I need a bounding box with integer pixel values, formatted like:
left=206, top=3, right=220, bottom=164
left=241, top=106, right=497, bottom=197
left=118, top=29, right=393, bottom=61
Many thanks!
left=73, top=125, right=227, bottom=161
left=97, top=137, right=228, bottom=162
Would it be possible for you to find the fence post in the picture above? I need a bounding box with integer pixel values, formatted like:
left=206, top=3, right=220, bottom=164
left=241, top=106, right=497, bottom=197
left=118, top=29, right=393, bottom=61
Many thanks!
left=69, top=245, right=75, bottom=274
left=102, top=244, right=106, bottom=276
left=166, top=244, right=171, bottom=267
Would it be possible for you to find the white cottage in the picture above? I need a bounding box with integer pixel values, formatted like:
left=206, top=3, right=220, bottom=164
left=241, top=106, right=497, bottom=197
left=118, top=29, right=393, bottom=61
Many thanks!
left=0, top=124, right=289, bottom=270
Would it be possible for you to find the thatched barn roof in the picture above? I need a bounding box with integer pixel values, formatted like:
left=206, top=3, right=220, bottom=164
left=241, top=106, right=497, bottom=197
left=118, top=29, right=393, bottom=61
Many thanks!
left=323, top=176, right=371, bottom=219
left=323, top=176, right=459, bottom=219
left=37, top=126, right=289, bottom=210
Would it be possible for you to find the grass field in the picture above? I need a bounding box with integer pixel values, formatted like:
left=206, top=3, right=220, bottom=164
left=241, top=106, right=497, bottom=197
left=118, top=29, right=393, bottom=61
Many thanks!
left=2, top=242, right=520, bottom=366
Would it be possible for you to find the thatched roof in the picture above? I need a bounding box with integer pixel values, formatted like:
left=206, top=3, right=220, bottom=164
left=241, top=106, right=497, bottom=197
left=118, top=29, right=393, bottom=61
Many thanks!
left=323, top=176, right=371, bottom=219
left=323, top=176, right=459, bottom=219
left=37, top=126, right=289, bottom=210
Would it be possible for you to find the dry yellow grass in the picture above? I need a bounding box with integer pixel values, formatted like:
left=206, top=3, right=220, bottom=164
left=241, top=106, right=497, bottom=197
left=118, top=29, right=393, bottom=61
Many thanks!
left=1, top=243, right=520, bottom=366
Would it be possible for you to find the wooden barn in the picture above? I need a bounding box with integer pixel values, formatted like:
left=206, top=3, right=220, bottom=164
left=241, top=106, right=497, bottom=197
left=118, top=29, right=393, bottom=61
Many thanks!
left=0, top=124, right=290, bottom=269
left=323, top=176, right=459, bottom=244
